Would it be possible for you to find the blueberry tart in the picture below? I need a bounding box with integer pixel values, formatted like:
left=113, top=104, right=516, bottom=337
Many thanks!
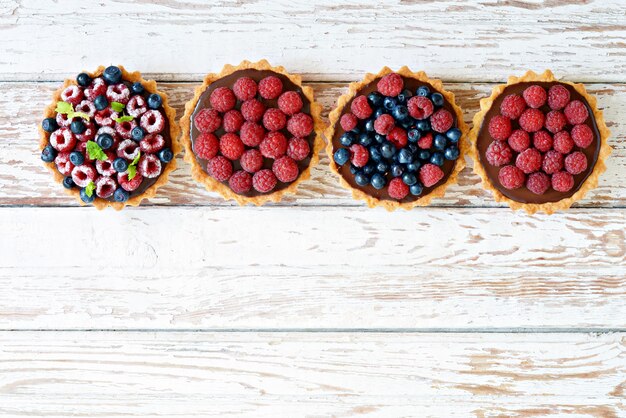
left=39, top=65, right=180, bottom=209
left=180, top=60, right=324, bottom=205
left=326, top=67, right=468, bottom=210
left=469, top=70, right=611, bottom=214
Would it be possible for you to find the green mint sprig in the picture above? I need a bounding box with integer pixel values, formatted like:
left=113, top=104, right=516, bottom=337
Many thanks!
left=113, top=115, right=135, bottom=123
left=110, top=102, right=125, bottom=113
left=55, top=101, right=90, bottom=121
left=84, top=181, right=96, bottom=198
left=127, top=152, right=141, bottom=180
left=86, top=140, right=108, bottom=161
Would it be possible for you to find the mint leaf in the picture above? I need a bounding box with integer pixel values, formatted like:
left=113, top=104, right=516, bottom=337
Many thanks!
left=55, top=101, right=73, bottom=115
left=111, top=102, right=125, bottom=113
left=86, top=140, right=108, bottom=161
left=113, top=115, right=135, bottom=123
left=131, top=152, right=141, bottom=166
left=72, top=111, right=90, bottom=120
left=84, top=181, right=95, bottom=198
left=127, top=151, right=141, bottom=180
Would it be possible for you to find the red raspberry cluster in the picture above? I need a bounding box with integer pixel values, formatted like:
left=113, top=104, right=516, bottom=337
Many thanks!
left=484, top=83, right=594, bottom=194
left=193, top=74, right=313, bottom=195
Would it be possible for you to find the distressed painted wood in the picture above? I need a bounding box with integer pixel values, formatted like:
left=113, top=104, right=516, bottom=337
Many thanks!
left=0, top=332, right=623, bottom=417
left=2, top=82, right=625, bottom=207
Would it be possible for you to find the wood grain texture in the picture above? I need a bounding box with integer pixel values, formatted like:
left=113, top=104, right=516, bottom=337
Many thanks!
left=1, top=1, right=626, bottom=82
left=3, top=82, right=625, bottom=207
left=0, top=332, right=623, bottom=417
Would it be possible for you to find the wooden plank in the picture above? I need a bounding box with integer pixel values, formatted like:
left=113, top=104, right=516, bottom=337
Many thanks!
left=0, top=331, right=623, bottom=416
left=3, top=82, right=625, bottom=207
left=1, top=207, right=623, bottom=330
left=1, top=1, right=626, bottom=82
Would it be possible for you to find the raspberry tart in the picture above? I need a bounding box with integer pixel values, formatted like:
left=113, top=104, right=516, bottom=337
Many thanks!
left=326, top=67, right=468, bottom=210
left=181, top=60, right=324, bottom=205
left=469, top=70, right=611, bottom=214
left=39, top=65, right=180, bottom=209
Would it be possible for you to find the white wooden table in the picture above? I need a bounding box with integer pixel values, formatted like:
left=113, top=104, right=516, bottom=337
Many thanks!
left=1, top=1, right=625, bottom=416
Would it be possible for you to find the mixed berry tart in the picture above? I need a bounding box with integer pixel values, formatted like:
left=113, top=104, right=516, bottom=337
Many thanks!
left=39, top=65, right=180, bottom=209
left=326, top=67, right=468, bottom=210
left=180, top=60, right=324, bottom=205
left=469, top=70, right=611, bottom=214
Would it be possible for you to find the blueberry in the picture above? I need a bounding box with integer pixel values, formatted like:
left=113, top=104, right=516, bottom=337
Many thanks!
left=410, top=183, right=424, bottom=196
left=370, top=146, right=382, bottom=162
left=431, top=92, right=444, bottom=107
left=408, top=143, right=418, bottom=154
left=103, top=65, right=122, bottom=85
left=371, top=173, right=386, bottom=189
left=408, top=128, right=421, bottom=143
left=63, top=176, right=75, bottom=189
left=76, top=72, right=91, bottom=87
left=374, top=107, right=387, bottom=119
left=383, top=97, right=397, bottom=110
left=397, top=148, right=413, bottom=164
left=374, top=134, right=386, bottom=144
left=131, top=82, right=145, bottom=94
left=434, top=134, right=447, bottom=150
left=406, top=162, right=421, bottom=172
left=114, top=187, right=130, bottom=202
left=363, top=163, right=376, bottom=175
left=131, top=126, right=145, bottom=142
left=333, top=148, right=350, bottom=165
left=416, top=86, right=430, bottom=97
left=416, top=120, right=431, bottom=132
left=402, top=172, right=417, bottom=186
left=70, top=119, right=86, bottom=134
left=367, top=92, right=384, bottom=108
left=358, top=132, right=373, bottom=147
left=364, top=119, right=375, bottom=132
left=430, top=152, right=444, bottom=166
left=355, top=172, right=370, bottom=186
left=94, top=95, right=108, bottom=111
left=41, top=145, right=56, bottom=162
left=69, top=151, right=84, bottom=166
left=147, top=93, right=162, bottom=109
left=376, top=161, right=389, bottom=173
left=42, top=117, right=58, bottom=133
left=113, top=157, right=128, bottom=172
left=444, top=146, right=460, bottom=160
left=446, top=128, right=462, bottom=143
left=419, top=150, right=431, bottom=161
left=381, top=142, right=396, bottom=159
left=80, top=188, right=95, bottom=203
left=390, top=164, right=404, bottom=177
left=392, top=105, right=409, bottom=122
left=349, top=165, right=358, bottom=175
left=400, top=119, right=413, bottom=129
left=97, top=133, right=114, bottom=150
left=397, top=89, right=413, bottom=104
left=158, top=148, right=174, bottom=163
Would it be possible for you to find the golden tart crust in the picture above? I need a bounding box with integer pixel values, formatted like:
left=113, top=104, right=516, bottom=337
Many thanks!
left=180, top=60, right=325, bottom=205
left=325, top=66, right=469, bottom=211
left=39, top=65, right=181, bottom=210
left=469, top=70, right=612, bottom=215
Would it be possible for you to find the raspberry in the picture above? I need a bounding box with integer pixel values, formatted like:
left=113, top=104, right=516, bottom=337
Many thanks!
left=96, top=151, right=116, bottom=177
left=207, top=156, right=233, bottom=182
left=349, top=144, right=369, bottom=167
left=140, top=110, right=165, bottom=134
left=233, top=77, right=257, bottom=101
left=61, top=85, right=84, bottom=105
left=84, top=77, right=106, bottom=101
left=519, top=108, right=545, bottom=133
left=240, top=149, right=264, bottom=173
left=138, top=154, right=162, bottom=178
left=117, top=139, right=140, bottom=160
left=407, top=96, right=433, bottom=120
left=548, top=85, right=570, bottom=110
left=273, top=156, right=299, bottom=183
left=71, top=164, right=96, bottom=188
left=374, top=114, right=395, bottom=135
left=287, top=113, right=314, bottom=137
left=194, top=132, right=219, bottom=160
left=54, top=152, right=74, bottom=176
left=508, top=129, right=530, bottom=152
left=277, top=91, right=303, bottom=115
left=140, top=133, right=165, bottom=154
left=351, top=95, right=373, bottom=120
left=387, top=127, right=408, bottom=148
left=194, top=108, right=222, bottom=133
left=565, top=151, right=587, bottom=175
left=533, top=130, right=553, bottom=153
left=117, top=172, right=143, bottom=192
left=571, top=124, right=594, bottom=148
left=115, top=119, right=137, bottom=140
left=377, top=73, right=403, bottom=97
left=106, top=83, right=131, bottom=105
left=526, top=172, right=550, bottom=195
left=340, top=113, right=358, bottom=132
left=219, top=133, right=245, bottom=160
left=553, top=131, right=574, bottom=154
left=50, top=128, right=77, bottom=152
left=485, top=140, right=513, bottom=166
left=75, top=100, right=96, bottom=118
left=515, top=148, right=542, bottom=174
left=263, top=108, right=287, bottom=131
left=95, top=176, right=116, bottom=198
left=388, top=177, right=409, bottom=199
left=94, top=108, right=119, bottom=128
left=419, top=164, right=444, bottom=187
left=430, top=109, right=454, bottom=133
left=252, top=169, right=277, bottom=193
left=56, top=112, right=72, bottom=127
left=228, top=170, right=252, bottom=194
left=259, top=131, right=287, bottom=159
left=75, top=121, right=96, bottom=142
left=258, top=76, right=283, bottom=100
left=222, top=110, right=244, bottom=133
left=545, top=110, right=567, bottom=133
left=523, top=85, right=547, bottom=108
left=552, top=171, right=574, bottom=192
left=241, top=99, right=265, bottom=122
left=209, top=87, right=236, bottom=112
left=498, top=165, right=525, bottom=190
left=500, top=94, right=526, bottom=119
left=240, top=122, right=265, bottom=147
left=286, top=137, right=310, bottom=161
left=564, top=100, right=589, bottom=125
left=542, top=150, right=564, bottom=175
left=127, top=95, right=148, bottom=118
left=417, top=132, right=433, bottom=150
left=488, top=115, right=512, bottom=140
